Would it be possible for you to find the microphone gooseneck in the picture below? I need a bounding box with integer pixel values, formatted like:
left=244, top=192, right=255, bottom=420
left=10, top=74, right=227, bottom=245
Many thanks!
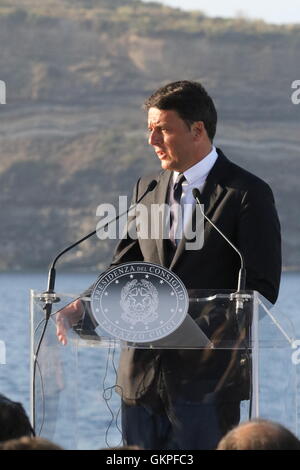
left=33, top=179, right=158, bottom=432
left=192, top=187, right=246, bottom=292
left=44, top=179, right=158, bottom=301
left=193, top=187, right=251, bottom=420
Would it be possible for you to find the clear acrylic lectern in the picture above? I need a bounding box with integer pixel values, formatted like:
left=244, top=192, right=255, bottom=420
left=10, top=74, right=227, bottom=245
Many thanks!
left=30, top=289, right=298, bottom=449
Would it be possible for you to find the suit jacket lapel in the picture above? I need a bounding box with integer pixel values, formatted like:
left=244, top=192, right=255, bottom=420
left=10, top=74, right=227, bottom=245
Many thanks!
left=170, top=149, right=232, bottom=269
left=154, top=170, right=173, bottom=266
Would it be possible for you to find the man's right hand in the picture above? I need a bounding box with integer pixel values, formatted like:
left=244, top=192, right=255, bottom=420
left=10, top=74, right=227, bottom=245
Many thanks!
left=56, top=298, right=84, bottom=345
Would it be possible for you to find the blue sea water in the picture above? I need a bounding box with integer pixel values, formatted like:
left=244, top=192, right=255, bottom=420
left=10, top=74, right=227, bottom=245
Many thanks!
left=0, top=271, right=299, bottom=449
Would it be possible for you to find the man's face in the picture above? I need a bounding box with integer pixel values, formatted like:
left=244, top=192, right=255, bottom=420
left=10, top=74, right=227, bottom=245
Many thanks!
left=148, top=107, right=198, bottom=172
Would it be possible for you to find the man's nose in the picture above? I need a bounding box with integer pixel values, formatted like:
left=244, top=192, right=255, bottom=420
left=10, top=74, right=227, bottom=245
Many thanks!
left=148, top=129, right=162, bottom=146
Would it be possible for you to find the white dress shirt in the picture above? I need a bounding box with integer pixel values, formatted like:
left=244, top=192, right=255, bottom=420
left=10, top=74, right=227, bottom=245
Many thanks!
left=169, top=146, right=218, bottom=244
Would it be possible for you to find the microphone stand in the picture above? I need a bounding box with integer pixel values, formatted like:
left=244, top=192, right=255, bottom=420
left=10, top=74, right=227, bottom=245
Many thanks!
left=32, top=180, right=157, bottom=431
left=192, top=188, right=249, bottom=305
left=192, top=187, right=252, bottom=418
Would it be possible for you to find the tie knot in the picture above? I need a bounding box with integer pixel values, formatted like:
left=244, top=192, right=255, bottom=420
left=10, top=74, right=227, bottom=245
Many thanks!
left=174, top=173, right=185, bottom=186
left=173, top=173, right=185, bottom=203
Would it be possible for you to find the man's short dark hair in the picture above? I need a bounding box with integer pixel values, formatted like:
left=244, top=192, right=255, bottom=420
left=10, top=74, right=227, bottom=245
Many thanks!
left=144, top=80, right=217, bottom=141
left=217, top=419, right=300, bottom=450
left=0, top=394, right=34, bottom=442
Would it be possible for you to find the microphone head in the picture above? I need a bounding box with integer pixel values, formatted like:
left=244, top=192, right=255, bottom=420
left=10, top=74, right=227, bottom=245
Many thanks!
left=192, top=187, right=201, bottom=201
left=148, top=180, right=158, bottom=192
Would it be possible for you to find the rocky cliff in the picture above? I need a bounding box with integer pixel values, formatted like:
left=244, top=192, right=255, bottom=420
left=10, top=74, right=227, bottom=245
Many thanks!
left=0, top=0, right=299, bottom=270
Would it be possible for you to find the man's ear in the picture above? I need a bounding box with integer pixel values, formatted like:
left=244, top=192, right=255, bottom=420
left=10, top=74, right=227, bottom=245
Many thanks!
left=191, top=121, right=204, bottom=139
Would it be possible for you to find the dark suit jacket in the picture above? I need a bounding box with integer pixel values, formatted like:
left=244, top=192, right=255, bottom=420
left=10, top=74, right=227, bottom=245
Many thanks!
left=86, top=149, right=282, bottom=406
left=111, top=148, right=281, bottom=298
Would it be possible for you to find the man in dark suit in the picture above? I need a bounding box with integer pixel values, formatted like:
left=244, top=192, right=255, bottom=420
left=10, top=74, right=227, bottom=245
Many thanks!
left=57, top=81, right=281, bottom=449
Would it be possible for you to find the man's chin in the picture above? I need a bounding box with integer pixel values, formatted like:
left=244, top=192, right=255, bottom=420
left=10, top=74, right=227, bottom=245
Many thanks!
left=160, top=160, right=173, bottom=171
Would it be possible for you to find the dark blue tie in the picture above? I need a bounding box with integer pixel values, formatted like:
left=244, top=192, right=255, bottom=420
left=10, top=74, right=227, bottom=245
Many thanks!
left=173, top=173, right=185, bottom=203
left=169, top=173, right=186, bottom=247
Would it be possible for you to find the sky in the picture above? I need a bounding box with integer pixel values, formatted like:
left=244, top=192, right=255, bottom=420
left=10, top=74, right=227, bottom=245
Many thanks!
left=143, top=0, right=300, bottom=25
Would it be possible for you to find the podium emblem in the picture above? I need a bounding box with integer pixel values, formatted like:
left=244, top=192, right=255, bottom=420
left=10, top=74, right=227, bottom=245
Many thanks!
left=120, top=279, right=159, bottom=325
left=91, top=262, right=188, bottom=342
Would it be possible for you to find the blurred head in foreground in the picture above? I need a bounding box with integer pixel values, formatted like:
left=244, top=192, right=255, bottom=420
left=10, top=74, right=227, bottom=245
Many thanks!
left=217, top=419, right=300, bottom=450
left=0, top=394, right=34, bottom=442
left=0, top=436, right=63, bottom=450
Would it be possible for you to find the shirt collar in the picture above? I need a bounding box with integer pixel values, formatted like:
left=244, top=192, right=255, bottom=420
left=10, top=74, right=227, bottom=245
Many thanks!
left=173, top=146, right=218, bottom=185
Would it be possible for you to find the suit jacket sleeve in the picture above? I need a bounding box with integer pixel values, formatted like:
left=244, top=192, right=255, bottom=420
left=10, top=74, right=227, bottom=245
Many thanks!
left=110, top=178, right=144, bottom=266
left=237, top=180, right=281, bottom=304
left=80, top=178, right=143, bottom=300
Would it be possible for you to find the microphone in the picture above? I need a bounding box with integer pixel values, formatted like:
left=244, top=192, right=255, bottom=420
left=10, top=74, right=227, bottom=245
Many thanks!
left=33, top=180, right=157, bottom=433
left=192, top=188, right=246, bottom=308
left=192, top=188, right=251, bottom=417
left=41, top=179, right=158, bottom=310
